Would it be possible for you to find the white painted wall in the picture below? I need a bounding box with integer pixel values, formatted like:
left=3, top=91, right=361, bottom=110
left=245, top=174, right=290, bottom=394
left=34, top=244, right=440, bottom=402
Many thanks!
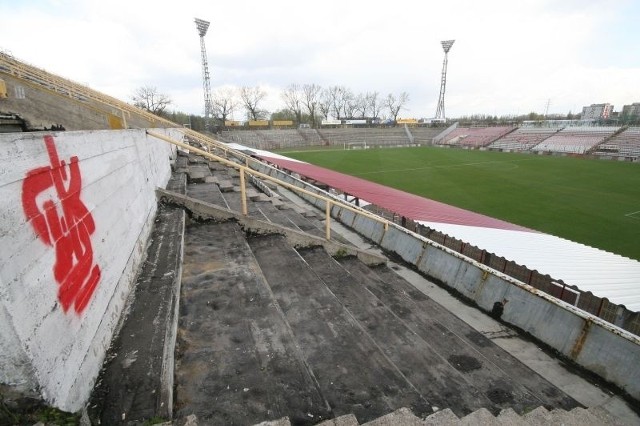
left=0, top=128, right=178, bottom=411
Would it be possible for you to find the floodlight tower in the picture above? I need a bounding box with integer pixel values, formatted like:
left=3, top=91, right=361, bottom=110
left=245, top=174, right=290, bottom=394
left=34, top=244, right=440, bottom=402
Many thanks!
left=434, top=40, right=455, bottom=121
left=195, top=18, right=213, bottom=131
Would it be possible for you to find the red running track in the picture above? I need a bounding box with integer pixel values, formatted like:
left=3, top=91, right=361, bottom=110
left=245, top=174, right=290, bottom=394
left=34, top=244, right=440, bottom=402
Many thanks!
left=260, top=156, right=535, bottom=233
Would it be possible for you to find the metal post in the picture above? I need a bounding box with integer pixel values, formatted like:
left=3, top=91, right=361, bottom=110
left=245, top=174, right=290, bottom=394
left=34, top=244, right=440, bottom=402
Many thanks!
left=239, top=169, right=248, bottom=215
left=325, top=200, right=331, bottom=240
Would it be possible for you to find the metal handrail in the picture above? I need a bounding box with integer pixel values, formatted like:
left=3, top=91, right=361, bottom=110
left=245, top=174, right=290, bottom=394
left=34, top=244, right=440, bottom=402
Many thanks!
left=146, top=130, right=389, bottom=240
left=0, top=51, right=177, bottom=129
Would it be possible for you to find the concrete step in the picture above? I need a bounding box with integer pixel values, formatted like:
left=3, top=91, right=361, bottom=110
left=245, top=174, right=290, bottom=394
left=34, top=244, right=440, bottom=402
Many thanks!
left=523, top=406, right=552, bottom=424
left=361, top=407, right=424, bottom=425
left=460, top=407, right=499, bottom=425
left=496, top=407, right=521, bottom=425
left=316, top=413, right=359, bottom=425
left=186, top=166, right=210, bottom=183
left=175, top=222, right=331, bottom=425
left=217, top=179, right=234, bottom=192
left=424, top=408, right=460, bottom=425
left=360, top=264, right=580, bottom=413
left=87, top=201, right=185, bottom=424
left=248, top=236, right=428, bottom=423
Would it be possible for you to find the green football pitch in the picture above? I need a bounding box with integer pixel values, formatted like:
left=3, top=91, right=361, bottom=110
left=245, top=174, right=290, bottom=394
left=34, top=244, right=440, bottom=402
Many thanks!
left=276, top=146, right=640, bottom=261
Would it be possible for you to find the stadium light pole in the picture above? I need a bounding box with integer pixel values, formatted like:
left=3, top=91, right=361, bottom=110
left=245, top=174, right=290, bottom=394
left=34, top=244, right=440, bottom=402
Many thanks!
left=435, top=40, right=455, bottom=121
left=195, top=18, right=213, bottom=132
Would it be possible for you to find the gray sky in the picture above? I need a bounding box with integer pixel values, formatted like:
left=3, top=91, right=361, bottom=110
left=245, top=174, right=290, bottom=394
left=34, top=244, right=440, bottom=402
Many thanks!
left=2, top=0, right=638, bottom=120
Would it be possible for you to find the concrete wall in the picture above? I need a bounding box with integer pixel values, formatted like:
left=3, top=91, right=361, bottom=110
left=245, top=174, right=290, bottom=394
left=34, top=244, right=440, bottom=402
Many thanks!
left=0, top=128, right=178, bottom=411
left=0, top=73, right=167, bottom=131
left=250, top=159, right=640, bottom=402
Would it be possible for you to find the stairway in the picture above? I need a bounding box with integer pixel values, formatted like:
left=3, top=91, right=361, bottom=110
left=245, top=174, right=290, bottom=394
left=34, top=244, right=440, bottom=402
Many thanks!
left=247, top=405, right=622, bottom=426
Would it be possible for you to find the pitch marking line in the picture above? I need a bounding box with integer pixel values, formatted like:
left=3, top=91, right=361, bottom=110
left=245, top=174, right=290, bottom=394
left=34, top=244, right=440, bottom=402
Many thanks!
left=355, top=158, right=534, bottom=176
left=624, top=210, right=640, bottom=220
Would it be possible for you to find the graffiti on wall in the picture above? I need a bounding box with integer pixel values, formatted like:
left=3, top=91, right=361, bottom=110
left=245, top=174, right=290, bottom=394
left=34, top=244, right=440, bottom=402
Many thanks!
left=22, top=135, right=101, bottom=314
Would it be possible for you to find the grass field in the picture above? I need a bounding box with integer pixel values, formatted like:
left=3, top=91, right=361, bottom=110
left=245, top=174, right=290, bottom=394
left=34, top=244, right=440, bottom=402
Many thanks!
left=276, top=146, right=640, bottom=261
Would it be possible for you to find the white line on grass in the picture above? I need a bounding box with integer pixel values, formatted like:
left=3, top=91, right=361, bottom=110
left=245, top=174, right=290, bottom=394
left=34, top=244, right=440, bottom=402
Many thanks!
left=624, top=210, right=640, bottom=219
left=355, top=158, right=533, bottom=176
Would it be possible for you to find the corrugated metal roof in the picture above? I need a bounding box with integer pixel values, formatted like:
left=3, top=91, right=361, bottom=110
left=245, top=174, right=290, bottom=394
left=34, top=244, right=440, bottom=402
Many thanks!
left=251, top=149, right=640, bottom=313
left=420, top=222, right=640, bottom=312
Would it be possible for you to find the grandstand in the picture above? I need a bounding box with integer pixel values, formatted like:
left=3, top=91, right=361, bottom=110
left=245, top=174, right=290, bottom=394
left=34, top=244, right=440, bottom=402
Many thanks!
left=410, top=126, right=445, bottom=144
left=219, top=126, right=417, bottom=149
left=592, top=127, right=640, bottom=159
left=219, top=128, right=322, bottom=150
left=436, top=126, right=515, bottom=148
left=531, top=126, right=619, bottom=154
left=487, top=127, right=559, bottom=151
left=2, top=50, right=640, bottom=426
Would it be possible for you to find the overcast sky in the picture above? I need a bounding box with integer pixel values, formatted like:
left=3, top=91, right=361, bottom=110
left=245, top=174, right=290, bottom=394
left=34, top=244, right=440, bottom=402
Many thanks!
left=2, top=0, right=639, bottom=120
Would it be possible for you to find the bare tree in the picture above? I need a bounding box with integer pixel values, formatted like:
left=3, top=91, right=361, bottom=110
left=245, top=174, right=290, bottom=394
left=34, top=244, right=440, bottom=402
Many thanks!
left=281, top=84, right=303, bottom=124
left=239, top=86, right=267, bottom=120
left=353, top=93, right=368, bottom=118
left=341, top=88, right=356, bottom=118
left=132, top=85, right=172, bottom=116
left=385, top=91, right=410, bottom=123
left=367, top=92, right=382, bottom=119
left=327, top=86, right=343, bottom=119
left=302, top=83, right=322, bottom=128
left=318, top=88, right=332, bottom=120
left=212, top=88, right=236, bottom=125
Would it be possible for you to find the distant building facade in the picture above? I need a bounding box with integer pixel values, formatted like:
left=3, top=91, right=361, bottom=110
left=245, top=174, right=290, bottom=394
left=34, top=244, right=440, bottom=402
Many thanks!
left=621, top=103, right=640, bottom=119
left=581, top=103, right=613, bottom=121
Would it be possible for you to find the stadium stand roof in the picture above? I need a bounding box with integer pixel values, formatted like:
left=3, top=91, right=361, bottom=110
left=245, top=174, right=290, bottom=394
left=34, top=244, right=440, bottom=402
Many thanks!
left=243, top=146, right=640, bottom=312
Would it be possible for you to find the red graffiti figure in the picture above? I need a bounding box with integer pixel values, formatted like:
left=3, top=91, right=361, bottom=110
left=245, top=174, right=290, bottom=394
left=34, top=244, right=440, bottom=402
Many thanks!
left=22, top=136, right=101, bottom=314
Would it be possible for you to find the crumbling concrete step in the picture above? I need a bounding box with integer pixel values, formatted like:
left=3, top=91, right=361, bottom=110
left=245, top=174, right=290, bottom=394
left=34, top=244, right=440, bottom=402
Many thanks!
left=175, top=222, right=332, bottom=424
left=300, top=247, right=479, bottom=418
left=248, top=236, right=428, bottom=423
left=424, top=408, right=460, bottom=425
left=217, top=180, right=234, bottom=192
left=317, top=413, right=359, bottom=426
left=246, top=188, right=261, bottom=200
left=88, top=202, right=185, bottom=424
left=253, top=417, right=291, bottom=426
left=460, top=407, right=499, bottom=425
left=271, top=198, right=284, bottom=209
left=186, top=165, right=211, bottom=183
left=207, top=161, right=227, bottom=171
left=186, top=182, right=229, bottom=208
left=362, top=407, right=424, bottom=426
left=301, top=209, right=317, bottom=218
left=253, top=193, right=271, bottom=202
left=356, top=263, right=581, bottom=414
left=495, top=407, right=521, bottom=425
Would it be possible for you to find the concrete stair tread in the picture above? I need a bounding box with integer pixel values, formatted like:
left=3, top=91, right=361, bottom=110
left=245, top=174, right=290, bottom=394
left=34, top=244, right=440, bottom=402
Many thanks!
left=460, top=407, right=498, bottom=425
left=88, top=203, right=185, bottom=424
left=253, top=417, right=291, bottom=426
left=586, top=406, right=625, bottom=425
left=424, top=408, right=460, bottom=425
left=496, top=407, right=522, bottom=425
left=316, top=413, right=359, bottom=425
left=523, top=406, right=551, bottom=423
left=362, top=407, right=424, bottom=425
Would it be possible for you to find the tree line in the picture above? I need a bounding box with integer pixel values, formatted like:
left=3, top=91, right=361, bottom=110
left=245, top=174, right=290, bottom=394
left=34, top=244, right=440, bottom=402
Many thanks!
left=133, top=85, right=640, bottom=132
left=132, top=84, right=410, bottom=131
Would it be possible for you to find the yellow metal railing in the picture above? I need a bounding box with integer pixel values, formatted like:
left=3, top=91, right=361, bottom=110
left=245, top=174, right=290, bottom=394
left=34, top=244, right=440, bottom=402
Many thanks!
left=147, top=130, right=389, bottom=240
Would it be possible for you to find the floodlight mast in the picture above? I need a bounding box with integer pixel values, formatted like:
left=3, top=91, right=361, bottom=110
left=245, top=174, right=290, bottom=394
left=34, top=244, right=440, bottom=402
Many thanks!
left=195, top=18, right=214, bottom=131
left=434, top=40, right=455, bottom=121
